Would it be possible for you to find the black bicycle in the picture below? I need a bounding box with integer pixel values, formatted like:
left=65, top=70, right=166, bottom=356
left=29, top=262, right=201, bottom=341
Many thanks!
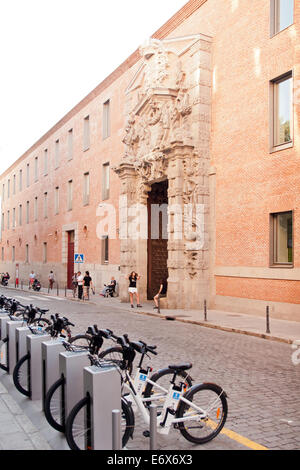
left=44, top=325, right=121, bottom=433
left=12, top=313, right=90, bottom=398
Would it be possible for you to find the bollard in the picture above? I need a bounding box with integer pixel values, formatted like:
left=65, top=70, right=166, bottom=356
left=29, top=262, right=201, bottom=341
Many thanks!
left=204, top=299, right=207, bottom=322
left=41, top=339, right=65, bottom=411
left=157, top=295, right=161, bottom=314
left=112, top=409, right=121, bottom=450
left=16, top=326, right=30, bottom=361
left=83, top=365, right=121, bottom=450
left=26, top=333, right=51, bottom=400
left=59, top=351, right=90, bottom=421
left=266, top=306, right=270, bottom=334
left=7, top=320, right=23, bottom=374
left=65, top=286, right=67, bottom=297
left=150, top=404, right=158, bottom=450
left=57, top=283, right=59, bottom=296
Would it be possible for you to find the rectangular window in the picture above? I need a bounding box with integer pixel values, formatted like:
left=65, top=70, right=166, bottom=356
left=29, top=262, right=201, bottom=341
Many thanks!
left=19, top=204, right=22, bottom=226
left=55, top=139, right=60, bottom=168
left=19, top=169, right=23, bottom=191
left=1, top=213, right=4, bottom=232
left=44, top=192, right=48, bottom=218
left=83, top=172, right=90, bottom=206
left=101, top=236, right=109, bottom=264
left=25, top=244, right=29, bottom=263
left=43, top=242, right=47, bottom=263
left=7, top=210, right=10, bottom=230
left=68, top=129, right=73, bottom=160
left=2, top=184, right=4, bottom=202
left=270, top=211, right=293, bottom=265
left=7, top=179, right=10, bottom=198
left=44, top=149, right=48, bottom=175
left=12, top=246, right=15, bottom=262
left=34, top=197, right=38, bottom=221
left=67, top=180, right=73, bottom=211
left=55, top=186, right=59, bottom=214
left=83, top=115, right=90, bottom=151
left=34, top=157, right=39, bottom=181
left=13, top=175, right=16, bottom=195
left=102, top=162, right=110, bottom=200
left=271, top=0, right=294, bottom=35
left=12, top=208, right=16, bottom=228
left=26, top=201, right=30, bottom=224
left=1, top=247, right=4, bottom=262
left=103, top=99, right=111, bottom=139
left=270, top=72, right=293, bottom=151
left=26, top=163, right=30, bottom=187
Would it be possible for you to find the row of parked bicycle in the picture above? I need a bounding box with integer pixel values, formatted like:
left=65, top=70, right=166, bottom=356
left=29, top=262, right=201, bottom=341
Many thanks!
left=0, top=294, right=228, bottom=450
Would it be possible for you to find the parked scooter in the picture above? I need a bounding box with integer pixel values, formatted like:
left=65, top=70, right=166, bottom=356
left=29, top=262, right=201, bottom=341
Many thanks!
left=32, top=279, right=41, bottom=292
left=1, top=273, right=10, bottom=286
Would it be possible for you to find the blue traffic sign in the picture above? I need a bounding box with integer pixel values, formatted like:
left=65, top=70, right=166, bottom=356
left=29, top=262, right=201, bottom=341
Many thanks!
left=74, top=253, right=84, bottom=264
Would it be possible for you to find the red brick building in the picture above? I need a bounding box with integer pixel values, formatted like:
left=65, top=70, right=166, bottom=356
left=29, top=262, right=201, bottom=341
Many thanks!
left=0, top=0, right=299, bottom=320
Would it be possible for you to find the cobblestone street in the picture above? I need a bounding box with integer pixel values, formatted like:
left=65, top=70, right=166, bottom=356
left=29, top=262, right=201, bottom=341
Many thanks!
left=1, top=287, right=299, bottom=451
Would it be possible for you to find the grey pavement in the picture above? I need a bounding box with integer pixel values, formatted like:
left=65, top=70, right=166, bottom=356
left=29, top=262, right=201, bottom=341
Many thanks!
left=0, top=379, right=52, bottom=450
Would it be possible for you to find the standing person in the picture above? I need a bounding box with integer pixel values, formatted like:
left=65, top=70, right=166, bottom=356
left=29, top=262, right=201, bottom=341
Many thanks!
left=153, top=279, right=168, bottom=310
left=72, top=272, right=78, bottom=298
left=127, top=271, right=142, bottom=308
left=83, top=271, right=93, bottom=300
left=29, top=271, right=35, bottom=289
left=77, top=271, right=84, bottom=300
left=48, top=271, right=55, bottom=291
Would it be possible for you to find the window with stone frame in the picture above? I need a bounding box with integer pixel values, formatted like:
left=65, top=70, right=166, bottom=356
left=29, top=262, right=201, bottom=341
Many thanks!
left=270, top=72, right=293, bottom=151
left=271, top=0, right=294, bottom=36
left=270, top=211, right=293, bottom=266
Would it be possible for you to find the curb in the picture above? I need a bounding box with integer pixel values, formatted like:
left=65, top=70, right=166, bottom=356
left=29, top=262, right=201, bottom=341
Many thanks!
left=133, top=309, right=294, bottom=345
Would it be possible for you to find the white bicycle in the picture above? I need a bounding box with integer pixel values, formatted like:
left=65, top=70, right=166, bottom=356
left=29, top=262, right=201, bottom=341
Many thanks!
left=65, top=335, right=228, bottom=450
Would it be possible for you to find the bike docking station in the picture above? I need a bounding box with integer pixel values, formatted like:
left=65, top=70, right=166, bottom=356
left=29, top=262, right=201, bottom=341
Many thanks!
left=83, top=363, right=121, bottom=450
left=58, top=351, right=90, bottom=426
left=41, top=339, right=65, bottom=411
left=7, top=319, right=23, bottom=374
left=16, top=326, right=31, bottom=361
left=0, top=314, right=10, bottom=340
left=26, top=332, right=51, bottom=401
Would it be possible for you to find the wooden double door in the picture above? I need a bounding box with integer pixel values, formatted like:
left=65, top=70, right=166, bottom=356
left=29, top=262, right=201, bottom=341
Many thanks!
left=147, top=181, right=169, bottom=300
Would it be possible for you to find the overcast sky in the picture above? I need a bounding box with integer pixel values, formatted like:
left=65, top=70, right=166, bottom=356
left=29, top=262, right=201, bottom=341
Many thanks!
left=0, top=0, right=188, bottom=175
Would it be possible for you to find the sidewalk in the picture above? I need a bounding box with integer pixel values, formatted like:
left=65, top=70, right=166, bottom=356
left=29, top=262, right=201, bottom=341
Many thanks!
left=0, top=378, right=52, bottom=450
left=5, top=283, right=300, bottom=345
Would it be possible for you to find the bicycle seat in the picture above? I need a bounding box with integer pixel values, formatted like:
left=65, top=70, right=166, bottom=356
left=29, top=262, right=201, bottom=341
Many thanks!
left=39, top=308, right=49, bottom=313
left=168, top=363, right=192, bottom=372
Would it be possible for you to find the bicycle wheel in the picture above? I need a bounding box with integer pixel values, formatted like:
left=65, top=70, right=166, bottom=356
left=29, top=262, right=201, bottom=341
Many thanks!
left=44, top=376, right=66, bottom=432
left=98, top=346, right=132, bottom=375
left=98, top=346, right=123, bottom=362
left=69, top=334, right=92, bottom=350
left=143, top=367, right=193, bottom=411
left=176, top=382, right=228, bottom=444
left=0, top=337, right=8, bottom=372
left=13, top=353, right=31, bottom=397
left=65, top=396, right=134, bottom=450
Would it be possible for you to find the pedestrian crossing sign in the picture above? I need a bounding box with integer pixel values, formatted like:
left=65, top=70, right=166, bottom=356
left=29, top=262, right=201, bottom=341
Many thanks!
left=74, top=253, right=84, bottom=264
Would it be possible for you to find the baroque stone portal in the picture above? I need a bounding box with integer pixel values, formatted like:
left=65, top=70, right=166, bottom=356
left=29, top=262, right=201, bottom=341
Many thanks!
left=114, top=35, right=212, bottom=309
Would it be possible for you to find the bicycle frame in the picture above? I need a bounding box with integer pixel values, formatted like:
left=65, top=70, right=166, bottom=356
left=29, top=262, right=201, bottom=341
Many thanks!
left=122, top=368, right=218, bottom=436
